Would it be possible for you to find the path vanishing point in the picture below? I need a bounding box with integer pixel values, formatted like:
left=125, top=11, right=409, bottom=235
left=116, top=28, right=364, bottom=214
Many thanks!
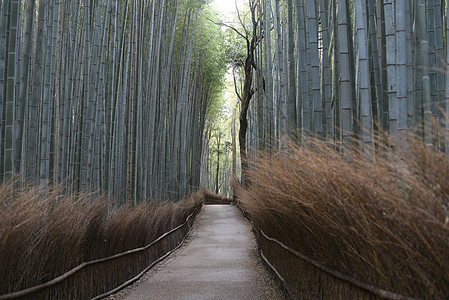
left=110, top=205, right=285, bottom=300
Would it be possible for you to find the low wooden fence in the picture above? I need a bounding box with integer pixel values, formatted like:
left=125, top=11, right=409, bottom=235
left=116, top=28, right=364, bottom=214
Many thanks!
left=0, top=207, right=201, bottom=300
left=237, top=204, right=420, bottom=300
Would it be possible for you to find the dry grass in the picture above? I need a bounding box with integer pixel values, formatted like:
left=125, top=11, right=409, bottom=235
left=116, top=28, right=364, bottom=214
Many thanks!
left=234, top=138, right=449, bottom=299
left=0, top=185, right=205, bottom=299
left=202, top=188, right=233, bottom=205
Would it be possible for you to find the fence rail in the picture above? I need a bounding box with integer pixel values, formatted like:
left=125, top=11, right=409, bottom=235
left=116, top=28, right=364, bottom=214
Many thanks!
left=236, top=203, right=420, bottom=300
left=259, top=229, right=420, bottom=300
left=0, top=207, right=200, bottom=300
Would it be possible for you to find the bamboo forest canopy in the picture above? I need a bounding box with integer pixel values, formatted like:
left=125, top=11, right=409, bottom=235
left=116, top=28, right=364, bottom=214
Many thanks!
left=239, top=0, right=449, bottom=160
left=2, top=0, right=449, bottom=202
left=0, top=0, right=229, bottom=204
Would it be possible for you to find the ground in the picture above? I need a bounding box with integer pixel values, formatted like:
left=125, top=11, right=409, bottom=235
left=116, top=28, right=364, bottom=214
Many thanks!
left=107, top=205, right=285, bottom=300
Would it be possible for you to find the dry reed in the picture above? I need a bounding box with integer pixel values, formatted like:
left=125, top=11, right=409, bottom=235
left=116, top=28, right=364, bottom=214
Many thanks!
left=0, top=185, right=206, bottom=299
left=202, top=188, right=233, bottom=205
left=234, top=138, right=449, bottom=299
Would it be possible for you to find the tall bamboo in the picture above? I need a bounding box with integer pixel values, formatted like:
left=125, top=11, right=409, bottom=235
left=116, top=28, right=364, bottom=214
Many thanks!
left=4, top=0, right=20, bottom=180
left=337, top=0, right=353, bottom=148
left=355, top=0, right=373, bottom=156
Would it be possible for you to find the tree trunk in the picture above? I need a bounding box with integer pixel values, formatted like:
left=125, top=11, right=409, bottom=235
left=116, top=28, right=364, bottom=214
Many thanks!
left=355, top=0, right=373, bottom=157
left=286, top=0, right=296, bottom=131
left=14, top=0, right=35, bottom=176
left=4, top=0, right=20, bottom=180
left=231, top=100, right=237, bottom=178
left=239, top=38, right=255, bottom=186
left=446, top=0, right=449, bottom=159
left=215, top=133, right=220, bottom=194
left=337, top=0, right=354, bottom=149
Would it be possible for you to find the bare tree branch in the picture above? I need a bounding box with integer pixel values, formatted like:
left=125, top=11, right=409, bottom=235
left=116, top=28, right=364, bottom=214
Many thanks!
left=204, top=16, right=248, bottom=41
left=237, top=0, right=249, bottom=37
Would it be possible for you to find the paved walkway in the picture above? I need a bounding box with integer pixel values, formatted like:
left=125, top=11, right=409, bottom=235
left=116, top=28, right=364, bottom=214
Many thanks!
left=118, top=205, right=284, bottom=300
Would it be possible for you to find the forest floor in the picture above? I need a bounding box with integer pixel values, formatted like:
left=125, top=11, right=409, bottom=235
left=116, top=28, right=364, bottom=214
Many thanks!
left=108, top=205, right=285, bottom=300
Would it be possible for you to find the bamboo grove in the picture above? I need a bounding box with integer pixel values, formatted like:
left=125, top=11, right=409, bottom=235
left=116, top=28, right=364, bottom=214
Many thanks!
left=234, top=0, right=449, bottom=160
left=0, top=0, right=227, bottom=204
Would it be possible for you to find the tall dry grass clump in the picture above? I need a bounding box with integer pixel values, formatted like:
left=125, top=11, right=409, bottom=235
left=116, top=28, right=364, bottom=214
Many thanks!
left=0, top=185, right=204, bottom=299
left=202, top=188, right=234, bottom=205
left=234, top=138, right=449, bottom=299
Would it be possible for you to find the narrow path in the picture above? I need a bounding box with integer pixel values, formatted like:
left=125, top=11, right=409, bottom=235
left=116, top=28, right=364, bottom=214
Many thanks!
left=115, top=205, right=285, bottom=300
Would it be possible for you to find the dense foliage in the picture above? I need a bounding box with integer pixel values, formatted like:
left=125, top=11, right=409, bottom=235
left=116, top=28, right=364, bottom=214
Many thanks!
left=242, top=0, right=449, bottom=160
left=0, top=0, right=228, bottom=203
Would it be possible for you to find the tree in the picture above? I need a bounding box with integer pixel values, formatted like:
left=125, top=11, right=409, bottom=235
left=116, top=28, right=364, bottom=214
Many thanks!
left=4, top=0, right=20, bottom=180
left=208, top=0, right=261, bottom=185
